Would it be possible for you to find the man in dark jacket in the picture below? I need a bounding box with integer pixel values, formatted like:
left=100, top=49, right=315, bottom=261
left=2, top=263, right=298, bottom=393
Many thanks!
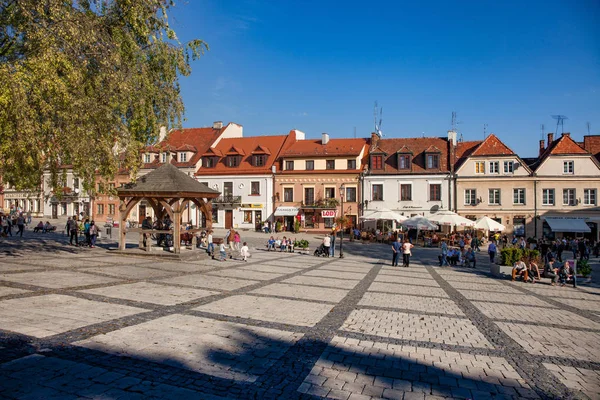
left=68, top=215, right=79, bottom=246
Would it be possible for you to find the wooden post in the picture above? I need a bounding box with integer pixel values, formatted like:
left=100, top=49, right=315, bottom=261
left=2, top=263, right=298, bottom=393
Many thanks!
left=119, top=203, right=127, bottom=251
left=173, top=200, right=181, bottom=254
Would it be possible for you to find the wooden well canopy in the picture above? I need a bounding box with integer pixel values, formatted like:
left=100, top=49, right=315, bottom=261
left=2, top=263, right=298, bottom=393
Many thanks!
left=117, top=163, right=220, bottom=253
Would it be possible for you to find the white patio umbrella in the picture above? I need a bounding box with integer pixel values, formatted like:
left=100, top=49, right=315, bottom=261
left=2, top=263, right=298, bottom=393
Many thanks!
left=359, top=208, right=406, bottom=222
left=427, top=210, right=476, bottom=227
left=401, top=216, right=438, bottom=230
left=474, top=216, right=505, bottom=232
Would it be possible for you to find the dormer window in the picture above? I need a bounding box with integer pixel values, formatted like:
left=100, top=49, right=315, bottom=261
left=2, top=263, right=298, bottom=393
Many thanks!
left=144, top=154, right=151, bottom=163
left=398, top=154, right=411, bottom=170
left=179, top=152, right=187, bottom=162
left=426, top=154, right=439, bottom=169
left=253, top=154, right=266, bottom=167
left=202, top=157, right=217, bottom=168
left=161, top=153, right=168, bottom=163
left=226, top=155, right=240, bottom=167
left=326, top=160, right=335, bottom=170
left=371, top=155, right=383, bottom=170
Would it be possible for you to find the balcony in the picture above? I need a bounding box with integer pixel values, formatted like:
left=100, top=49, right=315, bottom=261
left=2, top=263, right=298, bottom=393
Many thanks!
left=213, top=195, right=242, bottom=205
left=300, top=198, right=340, bottom=209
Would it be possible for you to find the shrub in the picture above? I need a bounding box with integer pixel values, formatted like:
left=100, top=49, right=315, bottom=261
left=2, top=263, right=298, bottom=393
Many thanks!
left=294, top=239, right=309, bottom=249
left=500, top=248, right=540, bottom=266
left=294, top=220, right=300, bottom=233
left=578, top=260, right=592, bottom=277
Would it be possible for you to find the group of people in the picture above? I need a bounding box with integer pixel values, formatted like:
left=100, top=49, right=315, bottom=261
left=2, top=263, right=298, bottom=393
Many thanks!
left=512, top=255, right=574, bottom=287
left=33, top=221, right=56, bottom=233
left=267, top=236, right=296, bottom=252
left=1, top=212, right=52, bottom=238
left=439, top=239, right=477, bottom=268
left=65, top=215, right=99, bottom=247
left=201, top=228, right=250, bottom=262
left=391, top=237, right=414, bottom=267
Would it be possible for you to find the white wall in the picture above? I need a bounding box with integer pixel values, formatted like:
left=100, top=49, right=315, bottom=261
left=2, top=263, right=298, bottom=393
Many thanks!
left=536, top=155, right=600, bottom=177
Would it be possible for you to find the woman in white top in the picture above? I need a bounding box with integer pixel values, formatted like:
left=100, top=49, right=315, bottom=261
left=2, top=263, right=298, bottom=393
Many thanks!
left=323, top=234, right=331, bottom=257
left=402, top=238, right=414, bottom=267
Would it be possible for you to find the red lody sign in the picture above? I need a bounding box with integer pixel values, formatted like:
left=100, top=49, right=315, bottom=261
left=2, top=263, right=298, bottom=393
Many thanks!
left=321, top=210, right=337, bottom=218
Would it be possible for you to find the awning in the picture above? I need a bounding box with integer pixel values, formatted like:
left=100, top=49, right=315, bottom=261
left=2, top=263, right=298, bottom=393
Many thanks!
left=545, top=217, right=591, bottom=233
left=274, top=206, right=299, bottom=216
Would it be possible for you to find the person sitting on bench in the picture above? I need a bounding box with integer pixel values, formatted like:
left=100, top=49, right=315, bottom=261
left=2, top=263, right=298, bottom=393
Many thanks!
left=43, top=221, right=55, bottom=233
left=527, top=259, right=541, bottom=282
left=464, top=247, right=476, bottom=268
left=559, top=261, right=574, bottom=286
left=33, top=221, right=44, bottom=233
left=544, top=257, right=559, bottom=286
left=512, top=257, right=529, bottom=281
left=267, top=236, right=275, bottom=251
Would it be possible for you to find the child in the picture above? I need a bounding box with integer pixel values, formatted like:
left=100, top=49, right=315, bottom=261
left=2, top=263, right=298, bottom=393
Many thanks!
left=280, top=236, right=287, bottom=252
left=267, top=236, right=275, bottom=251
left=218, top=242, right=227, bottom=261
left=240, top=242, right=250, bottom=261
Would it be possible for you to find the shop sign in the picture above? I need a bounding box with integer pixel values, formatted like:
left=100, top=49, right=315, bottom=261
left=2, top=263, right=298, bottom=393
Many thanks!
left=321, top=210, right=337, bottom=218
left=240, top=203, right=263, bottom=209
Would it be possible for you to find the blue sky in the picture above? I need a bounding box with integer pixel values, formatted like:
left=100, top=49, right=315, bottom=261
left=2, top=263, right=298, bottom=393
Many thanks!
left=170, top=0, right=599, bottom=157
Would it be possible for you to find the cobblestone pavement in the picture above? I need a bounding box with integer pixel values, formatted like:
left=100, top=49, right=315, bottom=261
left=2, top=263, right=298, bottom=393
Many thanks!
left=1, top=231, right=600, bottom=399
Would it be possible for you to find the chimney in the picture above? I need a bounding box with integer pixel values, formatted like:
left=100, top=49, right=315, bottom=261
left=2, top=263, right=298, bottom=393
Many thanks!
left=370, top=132, right=379, bottom=149
left=562, top=132, right=570, bottom=138
left=547, top=133, right=554, bottom=146
left=539, top=139, right=545, bottom=156
left=213, top=121, right=223, bottom=129
left=322, top=133, right=329, bottom=145
left=158, top=126, right=167, bottom=143
left=447, top=130, right=457, bottom=147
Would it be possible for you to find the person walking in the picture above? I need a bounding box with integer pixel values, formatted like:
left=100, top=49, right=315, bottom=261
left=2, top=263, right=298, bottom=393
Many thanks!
left=402, top=238, right=414, bottom=268
left=206, top=230, right=214, bottom=256
left=240, top=241, right=250, bottom=262
left=88, top=221, right=98, bottom=248
left=391, top=237, right=401, bottom=266
left=65, top=216, right=71, bottom=236
left=488, top=241, right=497, bottom=263
left=68, top=215, right=79, bottom=246
left=26, top=211, right=32, bottom=226
left=234, top=231, right=241, bottom=251
left=16, top=214, right=25, bottom=237
left=440, top=239, right=449, bottom=266
left=83, top=218, right=91, bottom=246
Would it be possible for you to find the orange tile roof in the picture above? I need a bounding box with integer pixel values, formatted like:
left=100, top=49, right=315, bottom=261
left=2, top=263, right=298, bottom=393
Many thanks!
left=544, top=133, right=588, bottom=156
left=455, top=140, right=482, bottom=160
left=195, top=135, right=289, bottom=176
left=470, top=134, right=514, bottom=156
left=142, top=126, right=224, bottom=169
left=280, top=138, right=368, bottom=157
left=368, top=137, right=450, bottom=173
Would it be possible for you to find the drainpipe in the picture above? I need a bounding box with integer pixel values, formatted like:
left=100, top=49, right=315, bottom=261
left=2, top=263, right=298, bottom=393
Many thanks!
left=533, top=176, right=538, bottom=238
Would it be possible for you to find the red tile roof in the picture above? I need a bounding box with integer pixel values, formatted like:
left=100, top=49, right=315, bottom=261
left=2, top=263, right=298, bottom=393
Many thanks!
left=455, top=141, right=482, bottom=160
left=543, top=133, right=588, bottom=156
left=142, top=126, right=223, bottom=169
left=195, top=135, right=290, bottom=176
left=280, top=138, right=368, bottom=157
left=368, top=137, right=450, bottom=174
left=470, top=134, right=514, bottom=156
left=582, top=135, right=600, bottom=162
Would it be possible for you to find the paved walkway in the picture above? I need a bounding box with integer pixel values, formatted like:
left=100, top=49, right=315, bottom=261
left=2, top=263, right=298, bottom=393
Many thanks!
left=1, top=232, right=600, bottom=399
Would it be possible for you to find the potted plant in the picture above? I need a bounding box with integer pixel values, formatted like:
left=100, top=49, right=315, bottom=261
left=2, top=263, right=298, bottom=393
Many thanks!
left=578, top=259, right=592, bottom=282
left=294, top=220, right=301, bottom=233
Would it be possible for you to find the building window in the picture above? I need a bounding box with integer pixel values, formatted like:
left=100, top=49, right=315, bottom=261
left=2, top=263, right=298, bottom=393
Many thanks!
left=372, top=184, right=383, bottom=201
left=563, top=189, right=576, bottom=206
left=489, top=189, right=501, bottom=205
left=108, top=204, right=115, bottom=215
left=345, top=187, right=357, bottom=202
left=97, top=204, right=104, bottom=215
left=398, top=155, right=411, bottom=170
left=253, top=155, right=266, bottom=167
left=244, top=210, right=252, bottom=223
left=179, top=152, right=187, bottom=162
left=563, top=161, right=574, bottom=174
left=465, top=189, right=477, bottom=205
left=426, top=154, right=439, bottom=169
left=161, top=153, right=168, bottom=163
left=73, top=178, right=79, bottom=190
left=371, top=155, right=383, bottom=170
left=250, top=181, right=260, bottom=195
left=284, top=188, right=294, bottom=202
left=203, top=157, right=216, bottom=168
left=475, top=161, right=485, bottom=174
left=513, top=218, right=525, bottom=236
left=542, top=189, right=555, bottom=206
left=304, top=187, right=315, bottom=205
left=144, top=154, right=151, bottom=163
left=108, top=183, right=115, bottom=190
left=504, top=161, right=514, bottom=174
left=429, top=184, right=441, bottom=201
left=513, top=188, right=525, bottom=205
left=212, top=208, right=218, bottom=223
left=305, top=160, right=314, bottom=170
left=325, top=187, right=335, bottom=199
left=285, top=161, right=294, bottom=171
left=326, top=160, right=335, bottom=170
left=324, top=217, right=334, bottom=228
left=347, top=159, right=356, bottom=170
left=223, top=182, right=233, bottom=197
left=226, top=156, right=240, bottom=167
left=489, top=161, right=499, bottom=174
left=400, top=184, right=412, bottom=201
left=584, top=189, right=597, bottom=205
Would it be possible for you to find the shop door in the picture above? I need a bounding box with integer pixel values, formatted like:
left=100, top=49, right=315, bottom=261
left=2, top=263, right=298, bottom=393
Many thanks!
left=139, top=205, right=146, bottom=224
left=225, top=210, right=233, bottom=229
left=51, top=204, right=58, bottom=219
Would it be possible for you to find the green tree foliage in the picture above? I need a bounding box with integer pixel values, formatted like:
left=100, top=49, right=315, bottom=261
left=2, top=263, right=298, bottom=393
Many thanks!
left=0, top=0, right=207, bottom=194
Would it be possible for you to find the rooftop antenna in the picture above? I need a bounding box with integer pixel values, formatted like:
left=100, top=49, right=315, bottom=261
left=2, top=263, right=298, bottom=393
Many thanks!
left=483, top=123, right=488, bottom=139
left=540, top=124, right=545, bottom=140
left=374, top=101, right=383, bottom=137
left=551, top=115, right=568, bottom=134
left=451, top=111, right=457, bottom=132
left=587, top=122, right=591, bottom=135
left=353, top=126, right=357, bottom=139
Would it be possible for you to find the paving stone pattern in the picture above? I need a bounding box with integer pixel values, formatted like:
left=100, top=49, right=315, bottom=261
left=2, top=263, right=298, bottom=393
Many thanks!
left=1, top=241, right=599, bottom=399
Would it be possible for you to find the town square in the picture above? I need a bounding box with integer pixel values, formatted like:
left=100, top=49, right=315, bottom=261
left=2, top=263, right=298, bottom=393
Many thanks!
left=1, top=0, right=599, bottom=399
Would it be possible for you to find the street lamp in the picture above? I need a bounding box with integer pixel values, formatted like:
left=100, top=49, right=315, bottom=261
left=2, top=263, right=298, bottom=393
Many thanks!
left=339, top=184, right=345, bottom=258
